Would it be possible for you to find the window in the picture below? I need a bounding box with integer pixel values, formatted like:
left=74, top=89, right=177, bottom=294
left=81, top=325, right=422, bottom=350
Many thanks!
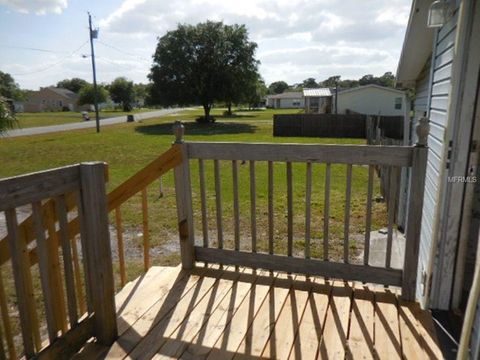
left=395, top=97, right=402, bottom=110
left=292, top=100, right=301, bottom=107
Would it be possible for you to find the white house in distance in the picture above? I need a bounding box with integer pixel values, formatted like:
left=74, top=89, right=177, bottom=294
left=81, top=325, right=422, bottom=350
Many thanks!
left=266, top=92, right=304, bottom=109
left=303, top=88, right=332, bottom=113
left=336, top=84, right=407, bottom=116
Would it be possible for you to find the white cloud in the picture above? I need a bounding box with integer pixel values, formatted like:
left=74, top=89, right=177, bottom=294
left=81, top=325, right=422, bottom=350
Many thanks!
left=0, top=0, right=68, bottom=14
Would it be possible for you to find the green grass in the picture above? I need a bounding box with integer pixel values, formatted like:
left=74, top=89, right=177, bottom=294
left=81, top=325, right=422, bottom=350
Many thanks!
left=0, top=107, right=388, bottom=354
left=15, top=108, right=157, bottom=128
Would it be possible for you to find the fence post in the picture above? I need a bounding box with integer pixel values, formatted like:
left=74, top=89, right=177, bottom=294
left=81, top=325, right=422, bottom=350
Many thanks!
left=402, top=117, right=429, bottom=301
left=79, top=162, right=117, bottom=345
left=173, top=121, right=195, bottom=269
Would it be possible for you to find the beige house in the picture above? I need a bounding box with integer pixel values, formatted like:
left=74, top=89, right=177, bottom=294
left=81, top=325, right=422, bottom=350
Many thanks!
left=23, top=87, right=90, bottom=112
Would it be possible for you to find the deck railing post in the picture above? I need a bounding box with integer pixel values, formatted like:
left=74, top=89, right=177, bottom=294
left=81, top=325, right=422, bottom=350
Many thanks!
left=79, top=162, right=117, bottom=345
left=173, top=121, right=195, bottom=269
left=402, top=118, right=429, bottom=301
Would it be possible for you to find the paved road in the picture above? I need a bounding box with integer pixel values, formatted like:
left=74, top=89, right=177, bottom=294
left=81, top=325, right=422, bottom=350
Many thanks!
left=3, top=108, right=190, bottom=138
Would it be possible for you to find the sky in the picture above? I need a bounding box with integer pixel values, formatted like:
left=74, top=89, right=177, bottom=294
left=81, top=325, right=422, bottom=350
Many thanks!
left=0, top=0, right=411, bottom=90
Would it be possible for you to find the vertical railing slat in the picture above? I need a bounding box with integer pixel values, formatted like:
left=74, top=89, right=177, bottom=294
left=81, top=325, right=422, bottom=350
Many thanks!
left=55, top=194, right=79, bottom=326
left=268, top=161, right=274, bottom=255
left=199, top=159, right=209, bottom=248
left=232, top=160, right=240, bottom=251
left=323, top=163, right=331, bottom=261
left=0, top=308, right=5, bottom=360
left=305, top=162, right=312, bottom=259
left=5, top=208, right=39, bottom=357
left=287, top=162, right=293, bottom=257
left=0, top=267, right=16, bottom=359
left=344, top=164, right=352, bottom=263
left=364, top=165, right=374, bottom=266
left=386, top=167, right=398, bottom=268
left=44, top=201, right=68, bottom=333
left=141, top=188, right=150, bottom=271
left=214, top=160, right=223, bottom=249
left=114, top=207, right=127, bottom=287
left=32, top=201, right=60, bottom=342
left=250, top=160, right=257, bottom=253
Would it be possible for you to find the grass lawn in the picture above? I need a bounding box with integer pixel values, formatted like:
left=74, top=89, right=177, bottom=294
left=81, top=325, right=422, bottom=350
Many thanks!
left=1, top=107, right=387, bottom=270
left=15, top=108, right=157, bottom=128
left=0, top=107, right=389, bottom=351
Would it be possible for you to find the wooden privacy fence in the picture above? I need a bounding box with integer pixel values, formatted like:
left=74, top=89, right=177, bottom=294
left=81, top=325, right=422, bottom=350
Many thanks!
left=0, top=163, right=116, bottom=359
left=172, top=119, right=429, bottom=301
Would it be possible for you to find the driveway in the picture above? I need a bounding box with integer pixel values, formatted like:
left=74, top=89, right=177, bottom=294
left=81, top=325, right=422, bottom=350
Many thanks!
left=3, top=108, right=191, bottom=138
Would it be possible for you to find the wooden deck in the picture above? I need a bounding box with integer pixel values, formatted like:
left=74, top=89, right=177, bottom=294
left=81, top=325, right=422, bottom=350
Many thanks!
left=74, top=264, right=443, bottom=359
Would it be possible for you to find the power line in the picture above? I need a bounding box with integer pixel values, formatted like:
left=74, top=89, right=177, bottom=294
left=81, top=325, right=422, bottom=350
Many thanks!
left=0, top=45, right=69, bottom=54
left=97, top=40, right=151, bottom=63
left=11, top=41, right=89, bottom=76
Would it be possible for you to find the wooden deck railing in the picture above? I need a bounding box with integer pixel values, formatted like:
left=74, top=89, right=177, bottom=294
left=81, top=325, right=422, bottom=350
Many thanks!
left=171, top=119, right=429, bottom=301
left=0, top=163, right=116, bottom=359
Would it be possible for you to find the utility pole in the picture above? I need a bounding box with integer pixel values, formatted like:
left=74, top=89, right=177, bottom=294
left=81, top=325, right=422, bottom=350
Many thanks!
left=88, top=12, right=100, bottom=133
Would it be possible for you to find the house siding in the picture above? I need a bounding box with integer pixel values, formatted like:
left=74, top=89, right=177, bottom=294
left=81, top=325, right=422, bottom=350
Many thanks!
left=415, top=10, right=459, bottom=302
left=337, top=86, right=405, bottom=116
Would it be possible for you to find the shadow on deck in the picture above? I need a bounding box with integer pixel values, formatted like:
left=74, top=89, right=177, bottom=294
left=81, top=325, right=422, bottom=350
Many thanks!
left=74, top=265, right=442, bottom=360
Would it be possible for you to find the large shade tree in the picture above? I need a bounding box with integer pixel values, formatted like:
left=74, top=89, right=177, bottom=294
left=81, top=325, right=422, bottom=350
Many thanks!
left=268, top=81, right=289, bottom=94
left=0, top=71, right=23, bottom=100
left=78, top=84, right=108, bottom=106
left=109, top=77, right=135, bottom=111
left=56, top=78, right=89, bottom=93
left=149, top=21, right=259, bottom=122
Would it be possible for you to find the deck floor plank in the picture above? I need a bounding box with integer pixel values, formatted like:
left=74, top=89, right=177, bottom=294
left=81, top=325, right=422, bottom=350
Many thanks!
left=346, top=285, right=375, bottom=359
left=287, top=279, right=331, bottom=360
left=80, top=265, right=441, bottom=360
left=317, top=281, right=353, bottom=359
left=374, top=291, right=402, bottom=360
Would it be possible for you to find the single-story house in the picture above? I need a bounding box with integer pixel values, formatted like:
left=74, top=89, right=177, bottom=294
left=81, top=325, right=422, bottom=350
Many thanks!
left=397, top=0, right=480, bottom=356
left=266, top=92, right=304, bottom=109
left=336, top=84, right=408, bottom=116
left=303, top=88, right=332, bottom=114
left=23, top=87, right=90, bottom=112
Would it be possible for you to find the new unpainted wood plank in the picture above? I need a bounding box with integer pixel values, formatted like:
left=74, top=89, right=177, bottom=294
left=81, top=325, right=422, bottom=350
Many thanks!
left=141, top=188, right=150, bottom=271
left=344, top=164, right=352, bottom=263
left=0, top=268, right=16, bottom=359
left=317, top=282, right=352, bottom=359
left=126, top=266, right=229, bottom=360
left=233, top=273, right=295, bottom=359
left=71, top=234, right=86, bottom=316
left=179, top=270, right=267, bottom=360
left=287, top=279, right=331, bottom=360
left=56, top=195, right=79, bottom=326
left=114, top=207, right=127, bottom=287
left=150, top=268, right=247, bottom=359
left=287, top=162, right=293, bottom=257
left=232, top=160, right=240, bottom=251
left=44, top=200, right=68, bottom=333
left=187, top=142, right=413, bottom=167
left=5, top=208, right=41, bottom=356
left=323, top=164, right=331, bottom=261
left=398, top=300, right=443, bottom=359
left=261, top=276, right=311, bottom=359
left=199, top=159, right=209, bottom=247
left=32, top=201, right=61, bottom=341
left=268, top=161, right=274, bottom=254
left=206, top=272, right=277, bottom=360
left=214, top=160, right=224, bottom=249
left=305, top=163, right=312, bottom=259
left=364, top=166, right=374, bottom=265
left=105, top=266, right=208, bottom=358
left=249, top=161, right=257, bottom=253
left=386, top=167, right=398, bottom=268
left=374, top=291, right=402, bottom=359
left=346, top=286, right=375, bottom=359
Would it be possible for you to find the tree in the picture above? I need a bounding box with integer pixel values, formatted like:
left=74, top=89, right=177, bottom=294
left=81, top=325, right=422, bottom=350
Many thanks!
left=302, top=78, right=318, bottom=88
left=0, top=97, right=16, bottom=134
left=268, top=81, right=289, bottom=94
left=378, top=72, right=395, bottom=88
left=133, top=83, right=149, bottom=106
left=110, top=77, right=135, bottom=111
left=244, top=77, right=267, bottom=109
left=321, top=75, right=341, bottom=88
left=78, top=84, right=108, bottom=106
left=149, top=21, right=259, bottom=122
left=0, top=71, right=23, bottom=100
left=56, top=78, right=89, bottom=93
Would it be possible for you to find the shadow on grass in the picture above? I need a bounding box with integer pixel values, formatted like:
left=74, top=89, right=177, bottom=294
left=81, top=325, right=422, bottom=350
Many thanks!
left=135, top=121, right=258, bottom=136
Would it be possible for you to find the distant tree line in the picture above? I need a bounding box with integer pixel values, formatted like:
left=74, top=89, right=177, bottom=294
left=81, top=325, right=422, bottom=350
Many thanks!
left=267, top=72, right=396, bottom=94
